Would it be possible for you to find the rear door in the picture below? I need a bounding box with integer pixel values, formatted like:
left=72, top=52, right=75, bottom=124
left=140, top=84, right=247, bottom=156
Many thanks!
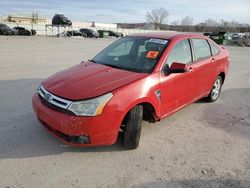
left=160, top=39, right=196, bottom=116
left=190, top=38, right=216, bottom=98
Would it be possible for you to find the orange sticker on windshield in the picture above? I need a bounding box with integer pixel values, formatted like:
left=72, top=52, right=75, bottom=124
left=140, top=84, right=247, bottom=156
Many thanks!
left=146, top=51, right=159, bottom=59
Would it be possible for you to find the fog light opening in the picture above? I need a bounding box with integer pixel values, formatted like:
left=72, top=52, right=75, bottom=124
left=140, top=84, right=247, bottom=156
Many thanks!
left=69, top=135, right=90, bottom=144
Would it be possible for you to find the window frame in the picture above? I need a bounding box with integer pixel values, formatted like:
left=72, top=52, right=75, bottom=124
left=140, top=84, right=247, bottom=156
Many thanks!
left=209, top=41, right=221, bottom=56
left=164, top=38, right=194, bottom=67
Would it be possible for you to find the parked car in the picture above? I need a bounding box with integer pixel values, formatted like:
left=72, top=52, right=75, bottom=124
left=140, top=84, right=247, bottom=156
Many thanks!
left=203, top=32, right=212, bottom=37
left=79, top=28, right=99, bottom=38
left=58, top=30, right=86, bottom=37
left=32, top=32, right=229, bottom=149
left=98, top=30, right=123, bottom=38
left=114, top=31, right=123, bottom=37
left=232, top=33, right=250, bottom=47
left=0, top=24, right=16, bottom=35
left=13, top=27, right=36, bottom=36
left=209, top=31, right=230, bottom=45
left=52, top=14, right=72, bottom=26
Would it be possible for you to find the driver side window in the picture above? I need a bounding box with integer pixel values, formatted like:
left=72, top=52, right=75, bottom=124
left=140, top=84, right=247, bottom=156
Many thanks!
left=166, top=39, right=192, bottom=66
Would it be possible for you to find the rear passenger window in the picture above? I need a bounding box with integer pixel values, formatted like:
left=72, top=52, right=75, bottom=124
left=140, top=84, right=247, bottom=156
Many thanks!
left=210, top=42, right=220, bottom=56
left=192, top=39, right=211, bottom=61
left=166, top=39, right=192, bottom=66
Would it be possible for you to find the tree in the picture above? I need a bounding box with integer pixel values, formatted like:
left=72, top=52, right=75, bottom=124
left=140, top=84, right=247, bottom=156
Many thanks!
left=146, top=8, right=169, bottom=30
left=230, top=20, right=240, bottom=28
left=171, top=20, right=179, bottom=26
left=219, top=19, right=231, bottom=27
left=204, top=18, right=219, bottom=26
left=180, top=16, right=193, bottom=26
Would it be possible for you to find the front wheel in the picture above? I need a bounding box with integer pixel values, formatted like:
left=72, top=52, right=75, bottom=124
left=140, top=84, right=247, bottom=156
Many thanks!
left=122, top=105, right=143, bottom=150
left=206, top=76, right=223, bottom=102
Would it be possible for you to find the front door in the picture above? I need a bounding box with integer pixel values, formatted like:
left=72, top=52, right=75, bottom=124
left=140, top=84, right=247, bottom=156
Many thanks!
left=160, top=39, right=196, bottom=117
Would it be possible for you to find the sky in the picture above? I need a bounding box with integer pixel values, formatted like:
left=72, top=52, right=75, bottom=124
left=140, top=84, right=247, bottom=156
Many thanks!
left=0, top=0, right=249, bottom=24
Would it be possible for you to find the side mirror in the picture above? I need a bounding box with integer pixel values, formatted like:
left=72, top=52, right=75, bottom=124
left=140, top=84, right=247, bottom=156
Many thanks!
left=168, top=62, right=187, bottom=73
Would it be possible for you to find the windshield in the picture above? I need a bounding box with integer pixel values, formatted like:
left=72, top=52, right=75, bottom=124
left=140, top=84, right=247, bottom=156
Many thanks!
left=92, top=37, right=168, bottom=73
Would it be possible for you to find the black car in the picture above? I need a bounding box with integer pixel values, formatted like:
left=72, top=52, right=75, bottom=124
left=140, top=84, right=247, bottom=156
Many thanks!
left=203, top=32, right=212, bottom=37
left=79, top=28, right=99, bottom=38
left=13, top=27, right=36, bottom=36
left=0, top=24, right=16, bottom=35
left=52, top=14, right=72, bottom=26
left=58, top=30, right=86, bottom=37
left=232, top=33, right=242, bottom=43
left=98, top=30, right=123, bottom=38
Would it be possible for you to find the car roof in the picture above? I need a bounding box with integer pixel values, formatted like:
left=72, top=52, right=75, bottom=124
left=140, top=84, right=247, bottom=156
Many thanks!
left=128, top=32, right=205, bottom=40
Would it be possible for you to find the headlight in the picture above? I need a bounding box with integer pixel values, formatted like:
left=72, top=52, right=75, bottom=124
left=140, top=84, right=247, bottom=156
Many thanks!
left=68, top=93, right=113, bottom=116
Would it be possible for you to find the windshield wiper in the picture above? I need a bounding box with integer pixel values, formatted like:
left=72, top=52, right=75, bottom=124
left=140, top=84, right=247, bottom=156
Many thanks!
left=102, top=63, right=121, bottom=69
left=88, top=60, right=121, bottom=70
left=88, top=59, right=97, bottom=63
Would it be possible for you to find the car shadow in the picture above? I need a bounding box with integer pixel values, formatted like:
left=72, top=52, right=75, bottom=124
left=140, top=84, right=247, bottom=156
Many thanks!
left=0, top=79, right=125, bottom=160
left=0, top=79, right=249, bottom=159
left=131, top=179, right=250, bottom=188
left=199, top=87, right=250, bottom=140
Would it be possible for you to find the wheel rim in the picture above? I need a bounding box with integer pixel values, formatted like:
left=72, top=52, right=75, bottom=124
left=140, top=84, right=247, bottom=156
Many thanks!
left=211, top=78, right=221, bottom=99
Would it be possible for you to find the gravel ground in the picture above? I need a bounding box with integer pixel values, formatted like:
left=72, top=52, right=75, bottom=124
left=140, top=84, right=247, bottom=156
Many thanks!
left=0, top=36, right=249, bottom=188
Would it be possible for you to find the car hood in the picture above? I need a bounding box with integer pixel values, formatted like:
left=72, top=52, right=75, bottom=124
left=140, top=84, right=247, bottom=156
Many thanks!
left=42, top=62, right=148, bottom=100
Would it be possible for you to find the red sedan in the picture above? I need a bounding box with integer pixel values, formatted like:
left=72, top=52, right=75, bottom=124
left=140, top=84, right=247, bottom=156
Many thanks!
left=32, top=32, right=230, bottom=149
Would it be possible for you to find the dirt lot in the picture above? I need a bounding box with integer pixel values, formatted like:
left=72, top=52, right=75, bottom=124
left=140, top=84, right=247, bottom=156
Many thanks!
left=0, top=36, right=249, bottom=188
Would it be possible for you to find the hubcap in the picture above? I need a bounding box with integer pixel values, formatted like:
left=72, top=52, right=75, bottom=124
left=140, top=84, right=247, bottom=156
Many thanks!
left=211, top=78, right=221, bottom=99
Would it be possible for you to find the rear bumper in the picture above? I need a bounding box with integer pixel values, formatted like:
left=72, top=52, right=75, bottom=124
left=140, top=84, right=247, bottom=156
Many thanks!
left=32, top=93, right=123, bottom=146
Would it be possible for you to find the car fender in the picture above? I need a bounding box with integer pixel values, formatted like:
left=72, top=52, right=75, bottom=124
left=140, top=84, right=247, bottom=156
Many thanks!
left=110, top=75, right=162, bottom=126
left=107, top=95, right=160, bottom=132
left=214, top=48, right=229, bottom=84
left=123, top=95, right=160, bottom=119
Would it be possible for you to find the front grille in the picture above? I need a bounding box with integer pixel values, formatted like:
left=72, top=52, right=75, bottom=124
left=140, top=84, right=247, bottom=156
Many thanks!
left=37, top=85, right=74, bottom=115
left=39, top=95, right=75, bottom=115
left=38, top=85, right=72, bottom=109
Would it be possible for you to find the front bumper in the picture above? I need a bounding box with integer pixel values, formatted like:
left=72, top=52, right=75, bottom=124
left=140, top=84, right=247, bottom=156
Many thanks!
left=32, top=93, right=123, bottom=146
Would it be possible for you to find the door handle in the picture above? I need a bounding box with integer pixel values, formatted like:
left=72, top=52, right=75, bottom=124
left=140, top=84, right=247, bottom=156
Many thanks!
left=187, top=67, right=193, bottom=72
left=211, top=58, right=215, bottom=63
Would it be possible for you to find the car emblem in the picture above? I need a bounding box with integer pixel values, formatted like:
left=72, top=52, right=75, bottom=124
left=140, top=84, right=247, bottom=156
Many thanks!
left=44, top=93, right=52, bottom=101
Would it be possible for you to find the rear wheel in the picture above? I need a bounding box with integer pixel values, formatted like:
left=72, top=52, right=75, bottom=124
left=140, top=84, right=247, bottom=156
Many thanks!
left=122, top=105, right=143, bottom=150
left=206, top=76, right=223, bottom=102
left=82, top=33, right=87, bottom=38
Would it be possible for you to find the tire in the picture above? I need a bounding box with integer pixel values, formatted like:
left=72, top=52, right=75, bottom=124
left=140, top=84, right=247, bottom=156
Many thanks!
left=82, top=33, right=87, bottom=38
left=123, top=105, right=143, bottom=149
left=206, top=76, right=223, bottom=102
